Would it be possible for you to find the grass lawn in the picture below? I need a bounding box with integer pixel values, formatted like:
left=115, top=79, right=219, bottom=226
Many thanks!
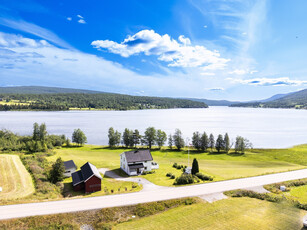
left=48, top=145, right=307, bottom=186
left=0, top=154, right=35, bottom=201
left=62, top=175, right=142, bottom=198
left=286, top=185, right=307, bottom=204
left=114, top=198, right=306, bottom=230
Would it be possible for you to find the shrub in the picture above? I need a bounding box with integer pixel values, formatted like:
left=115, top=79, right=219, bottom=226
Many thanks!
left=166, top=172, right=172, bottom=177
left=172, top=163, right=178, bottom=168
left=195, top=173, right=213, bottom=181
left=170, top=175, right=175, bottom=179
left=224, top=189, right=282, bottom=203
left=174, top=173, right=194, bottom=185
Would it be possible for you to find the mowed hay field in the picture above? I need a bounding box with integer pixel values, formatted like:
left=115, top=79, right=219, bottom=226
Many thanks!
left=115, top=198, right=307, bottom=230
left=0, top=154, right=35, bottom=201
left=48, top=145, right=307, bottom=186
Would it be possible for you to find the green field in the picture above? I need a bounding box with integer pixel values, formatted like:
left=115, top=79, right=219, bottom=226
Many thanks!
left=48, top=145, right=307, bottom=186
left=285, top=185, right=307, bottom=204
left=1, top=197, right=305, bottom=229
left=115, top=198, right=306, bottom=230
left=0, top=154, right=35, bottom=201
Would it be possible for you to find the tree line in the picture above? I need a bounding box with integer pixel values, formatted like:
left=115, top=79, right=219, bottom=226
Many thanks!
left=0, top=124, right=89, bottom=152
left=108, top=127, right=252, bottom=154
left=0, top=93, right=208, bottom=111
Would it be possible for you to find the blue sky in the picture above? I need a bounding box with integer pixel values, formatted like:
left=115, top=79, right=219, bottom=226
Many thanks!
left=0, top=0, right=307, bottom=100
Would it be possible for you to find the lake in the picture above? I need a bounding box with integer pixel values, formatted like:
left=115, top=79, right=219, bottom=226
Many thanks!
left=0, top=107, right=306, bottom=148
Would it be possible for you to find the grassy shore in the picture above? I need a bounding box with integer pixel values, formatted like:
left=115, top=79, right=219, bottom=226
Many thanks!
left=47, top=144, right=307, bottom=186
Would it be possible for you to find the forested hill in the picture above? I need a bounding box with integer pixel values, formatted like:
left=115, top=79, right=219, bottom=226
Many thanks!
left=0, top=86, right=208, bottom=111
left=0, top=86, right=103, bottom=94
left=231, top=89, right=307, bottom=109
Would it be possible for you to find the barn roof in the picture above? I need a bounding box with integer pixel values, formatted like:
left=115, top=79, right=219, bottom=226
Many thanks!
left=72, top=170, right=83, bottom=186
left=81, top=162, right=102, bottom=181
left=72, top=162, right=102, bottom=186
left=124, top=150, right=153, bottom=163
left=64, top=160, right=77, bottom=170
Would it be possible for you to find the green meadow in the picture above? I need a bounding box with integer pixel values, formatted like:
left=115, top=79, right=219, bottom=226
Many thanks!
left=48, top=144, right=307, bottom=186
left=114, top=198, right=306, bottom=230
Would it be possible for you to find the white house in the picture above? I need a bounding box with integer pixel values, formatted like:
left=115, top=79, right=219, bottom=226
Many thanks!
left=120, top=149, right=159, bottom=176
left=64, top=160, right=77, bottom=177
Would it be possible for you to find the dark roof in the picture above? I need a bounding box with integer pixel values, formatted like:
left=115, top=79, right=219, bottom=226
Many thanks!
left=64, top=160, right=77, bottom=170
left=124, top=150, right=153, bottom=163
left=72, top=170, right=83, bottom=186
left=80, top=162, right=102, bottom=181
left=72, top=162, right=102, bottom=186
left=128, top=163, right=144, bottom=169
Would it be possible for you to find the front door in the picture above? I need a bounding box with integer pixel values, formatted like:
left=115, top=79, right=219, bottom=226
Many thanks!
left=137, top=168, right=140, bottom=174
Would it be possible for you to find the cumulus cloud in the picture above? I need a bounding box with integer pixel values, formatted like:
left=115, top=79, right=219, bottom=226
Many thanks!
left=67, top=17, right=72, bottom=21
left=91, top=29, right=229, bottom=69
left=228, top=77, right=307, bottom=86
left=78, top=19, right=86, bottom=24
left=0, top=31, right=209, bottom=97
left=76, top=15, right=86, bottom=24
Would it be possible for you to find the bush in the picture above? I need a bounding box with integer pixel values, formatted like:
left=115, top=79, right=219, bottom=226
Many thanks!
left=195, top=173, right=213, bottom=181
left=224, top=189, right=282, bottom=203
left=264, top=179, right=307, bottom=194
left=170, top=175, right=175, bottom=179
left=166, top=172, right=172, bottom=177
left=172, top=163, right=178, bottom=168
left=174, top=173, right=194, bottom=185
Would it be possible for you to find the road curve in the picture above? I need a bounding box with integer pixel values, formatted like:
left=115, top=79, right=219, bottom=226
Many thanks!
left=0, top=169, right=306, bottom=220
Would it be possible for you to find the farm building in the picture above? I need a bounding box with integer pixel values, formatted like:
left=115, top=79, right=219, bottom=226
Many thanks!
left=71, top=162, right=102, bottom=193
left=63, top=160, right=77, bottom=177
left=120, top=149, right=159, bottom=176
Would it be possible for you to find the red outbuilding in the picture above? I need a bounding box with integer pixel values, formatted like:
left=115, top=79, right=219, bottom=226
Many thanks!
left=71, top=162, right=102, bottom=193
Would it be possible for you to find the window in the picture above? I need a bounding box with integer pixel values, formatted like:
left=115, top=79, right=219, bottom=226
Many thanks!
left=144, top=167, right=147, bottom=170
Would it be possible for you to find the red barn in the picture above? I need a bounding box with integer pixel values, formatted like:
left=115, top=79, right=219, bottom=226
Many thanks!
left=71, top=162, right=102, bottom=193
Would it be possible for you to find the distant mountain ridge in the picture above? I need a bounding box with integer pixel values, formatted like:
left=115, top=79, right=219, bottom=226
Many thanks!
left=0, top=86, right=104, bottom=94
left=231, top=89, right=307, bottom=109
left=183, top=98, right=240, bottom=106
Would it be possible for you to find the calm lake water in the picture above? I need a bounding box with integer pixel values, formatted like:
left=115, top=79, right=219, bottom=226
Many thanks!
left=0, top=107, right=306, bottom=148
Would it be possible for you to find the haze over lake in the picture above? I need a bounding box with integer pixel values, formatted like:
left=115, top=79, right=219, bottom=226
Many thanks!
left=0, top=106, right=306, bottom=148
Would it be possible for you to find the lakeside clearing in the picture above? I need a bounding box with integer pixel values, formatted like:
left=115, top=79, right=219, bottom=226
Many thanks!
left=48, top=144, right=307, bottom=186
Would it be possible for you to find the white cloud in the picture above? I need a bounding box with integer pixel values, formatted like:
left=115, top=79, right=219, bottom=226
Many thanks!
left=0, top=17, right=73, bottom=49
left=203, top=25, right=208, bottom=28
left=91, top=29, right=229, bottom=69
left=228, top=69, right=258, bottom=75
left=78, top=19, right=86, bottom=24
left=67, top=17, right=72, bottom=21
left=209, top=87, right=224, bottom=91
left=77, top=15, right=84, bottom=19
left=228, top=77, right=307, bottom=86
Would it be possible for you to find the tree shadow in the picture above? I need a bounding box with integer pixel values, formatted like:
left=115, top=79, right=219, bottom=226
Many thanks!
left=227, top=152, right=245, bottom=157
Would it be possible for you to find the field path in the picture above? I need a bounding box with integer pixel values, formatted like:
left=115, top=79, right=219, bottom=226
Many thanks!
left=0, top=168, right=307, bottom=220
left=0, top=154, right=34, bottom=201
